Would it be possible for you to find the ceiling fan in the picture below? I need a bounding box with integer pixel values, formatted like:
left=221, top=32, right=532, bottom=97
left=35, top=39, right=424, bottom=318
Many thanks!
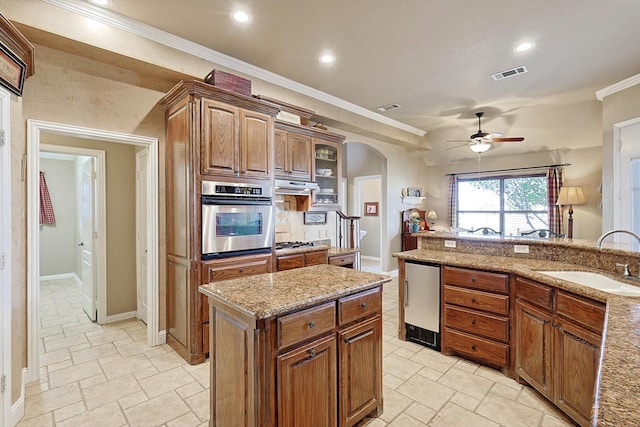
left=447, top=112, right=525, bottom=153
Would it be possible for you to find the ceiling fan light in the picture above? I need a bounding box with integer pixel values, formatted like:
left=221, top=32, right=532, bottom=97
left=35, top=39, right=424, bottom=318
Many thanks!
left=469, top=142, right=491, bottom=153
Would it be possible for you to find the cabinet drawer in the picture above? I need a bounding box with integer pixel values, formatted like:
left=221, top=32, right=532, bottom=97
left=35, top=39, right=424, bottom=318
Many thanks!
left=329, top=253, right=356, bottom=267
left=516, top=277, right=554, bottom=310
left=556, top=290, right=605, bottom=333
left=338, top=287, right=382, bottom=326
left=276, top=254, right=305, bottom=271
left=278, top=302, right=336, bottom=350
left=444, top=305, right=509, bottom=343
left=202, top=255, right=272, bottom=283
left=305, top=250, right=328, bottom=266
left=444, top=327, right=509, bottom=367
left=443, top=266, right=508, bottom=293
left=444, top=285, right=509, bottom=315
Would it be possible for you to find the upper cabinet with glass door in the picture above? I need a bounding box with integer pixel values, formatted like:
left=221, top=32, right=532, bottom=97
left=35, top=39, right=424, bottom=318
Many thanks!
left=312, top=136, right=344, bottom=209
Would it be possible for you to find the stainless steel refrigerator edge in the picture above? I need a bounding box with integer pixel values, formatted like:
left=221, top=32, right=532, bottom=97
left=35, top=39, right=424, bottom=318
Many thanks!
left=404, top=262, right=441, bottom=350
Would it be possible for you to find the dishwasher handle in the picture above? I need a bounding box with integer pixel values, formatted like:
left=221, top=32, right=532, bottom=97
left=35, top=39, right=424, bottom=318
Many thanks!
left=404, top=277, right=409, bottom=307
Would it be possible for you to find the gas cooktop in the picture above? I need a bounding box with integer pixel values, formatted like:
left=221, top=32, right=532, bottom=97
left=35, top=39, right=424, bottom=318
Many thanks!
left=275, top=241, right=315, bottom=250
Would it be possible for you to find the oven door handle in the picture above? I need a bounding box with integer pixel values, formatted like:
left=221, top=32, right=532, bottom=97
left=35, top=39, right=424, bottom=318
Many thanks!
left=201, top=196, right=272, bottom=205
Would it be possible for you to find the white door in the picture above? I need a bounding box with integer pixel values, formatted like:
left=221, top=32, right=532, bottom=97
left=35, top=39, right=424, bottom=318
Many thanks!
left=80, top=157, right=97, bottom=321
left=615, top=119, right=640, bottom=248
left=136, top=150, right=148, bottom=324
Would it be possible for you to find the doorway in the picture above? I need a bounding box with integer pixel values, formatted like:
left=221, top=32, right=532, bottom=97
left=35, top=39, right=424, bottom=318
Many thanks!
left=355, top=175, right=383, bottom=273
left=613, top=117, right=640, bottom=249
left=26, top=120, right=160, bottom=384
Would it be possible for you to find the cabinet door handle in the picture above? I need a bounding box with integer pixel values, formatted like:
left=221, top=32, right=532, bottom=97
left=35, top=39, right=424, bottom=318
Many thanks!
left=361, top=302, right=367, bottom=309
left=308, top=348, right=316, bottom=358
left=308, top=321, right=316, bottom=329
left=471, top=345, right=476, bottom=351
left=404, top=278, right=409, bottom=307
left=471, top=319, right=476, bottom=325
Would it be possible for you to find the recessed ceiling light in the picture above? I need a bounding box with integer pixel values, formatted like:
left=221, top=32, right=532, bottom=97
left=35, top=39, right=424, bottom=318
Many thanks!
left=515, top=42, right=535, bottom=52
left=231, top=10, right=251, bottom=23
left=88, top=0, right=112, bottom=6
left=319, top=54, right=335, bottom=64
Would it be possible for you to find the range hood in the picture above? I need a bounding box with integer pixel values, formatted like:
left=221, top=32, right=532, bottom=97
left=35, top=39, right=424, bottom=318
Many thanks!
left=274, top=179, right=319, bottom=195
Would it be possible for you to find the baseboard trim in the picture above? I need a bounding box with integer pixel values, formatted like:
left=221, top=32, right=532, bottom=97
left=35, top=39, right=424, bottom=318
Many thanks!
left=105, top=311, right=137, bottom=324
left=39, top=273, right=76, bottom=281
left=382, top=268, right=399, bottom=277
left=9, top=368, right=28, bottom=426
left=360, top=255, right=381, bottom=261
left=157, top=330, right=167, bottom=345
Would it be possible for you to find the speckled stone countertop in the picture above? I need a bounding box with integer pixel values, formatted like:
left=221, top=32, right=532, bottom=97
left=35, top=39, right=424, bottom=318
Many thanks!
left=274, top=244, right=331, bottom=256
left=328, top=247, right=360, bottom=256
left=393, top=248, right=640, bottom=427
left=198, top=264, right=390, bottom=319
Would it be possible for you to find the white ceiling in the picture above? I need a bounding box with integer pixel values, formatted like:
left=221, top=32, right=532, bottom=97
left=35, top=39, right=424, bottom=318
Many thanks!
left=66, top=0, right=640, bottom=161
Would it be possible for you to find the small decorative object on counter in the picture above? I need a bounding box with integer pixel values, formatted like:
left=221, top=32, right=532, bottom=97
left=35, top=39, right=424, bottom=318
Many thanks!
left=410, top=211, right=421, bottom=232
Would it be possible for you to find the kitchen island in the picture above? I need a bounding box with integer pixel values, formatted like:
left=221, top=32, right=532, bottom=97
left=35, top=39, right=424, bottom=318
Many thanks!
left=198, top=264, right=391, bottom=427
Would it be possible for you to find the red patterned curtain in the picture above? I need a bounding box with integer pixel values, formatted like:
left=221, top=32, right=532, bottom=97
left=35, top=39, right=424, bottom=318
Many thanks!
left=40, top=171, right=56, bottom=225
left=547, top=167, right=563, bottom=235
left=448, top=175, right=458, bottom=229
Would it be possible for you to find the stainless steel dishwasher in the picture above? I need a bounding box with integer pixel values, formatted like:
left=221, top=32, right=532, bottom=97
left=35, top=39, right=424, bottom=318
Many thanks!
left=404, top=261, right=441, bottom=351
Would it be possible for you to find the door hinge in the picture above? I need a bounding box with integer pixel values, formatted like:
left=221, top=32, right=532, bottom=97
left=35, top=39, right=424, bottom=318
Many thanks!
left=0, top=252, right=5, bottom=270
left=0, top=129, right=5, bottom=146
left=1, top=374, right=6, bottom=392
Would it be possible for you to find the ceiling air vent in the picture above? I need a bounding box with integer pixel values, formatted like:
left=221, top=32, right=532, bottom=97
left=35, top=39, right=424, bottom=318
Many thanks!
left=376, top=103, right=401, bottom=112
left=491, top=66, right=528, bottom=81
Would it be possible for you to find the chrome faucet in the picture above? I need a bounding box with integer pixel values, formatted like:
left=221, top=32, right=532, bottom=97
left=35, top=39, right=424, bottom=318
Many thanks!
left=595, top=229, right=640, bottom=249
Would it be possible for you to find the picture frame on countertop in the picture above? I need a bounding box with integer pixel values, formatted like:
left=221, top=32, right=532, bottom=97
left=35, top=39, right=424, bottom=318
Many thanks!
left=364, top=202, right=379, bottom=216
left=0, top=41, right=26, bottom=96
left=304, top=211, right=327, bottom=225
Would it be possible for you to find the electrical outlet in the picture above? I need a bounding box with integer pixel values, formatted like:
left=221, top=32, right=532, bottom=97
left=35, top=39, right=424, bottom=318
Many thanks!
left=444, top=240, right=456, bottom=248
left=514, top=244, right=530, bottom=254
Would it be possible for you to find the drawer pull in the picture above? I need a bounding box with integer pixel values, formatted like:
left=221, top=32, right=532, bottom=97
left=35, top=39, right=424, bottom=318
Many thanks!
left=471, top=297, right=476, bottom=303
left=308, top=321, right=316, bottom=329
left=471, top=319, right=476, bottom=325
left=309, top=348, right=316, bottom=358
left=239, top=268, right=244, bottom=273
left=471, top=277, right=476, bottom=283
left=471, top=345, right=477, bottom=351
left=361, top=302, right=367, bottom=309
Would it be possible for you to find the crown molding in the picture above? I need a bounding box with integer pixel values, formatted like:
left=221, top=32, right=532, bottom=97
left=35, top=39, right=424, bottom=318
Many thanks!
left=595, top=72, right=640, bottom=101
left=41, top=0, right=426, bottom=137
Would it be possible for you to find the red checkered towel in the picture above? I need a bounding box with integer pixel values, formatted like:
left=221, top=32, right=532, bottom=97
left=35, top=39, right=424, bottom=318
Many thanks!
left=39, top=171, right=56, bottom=225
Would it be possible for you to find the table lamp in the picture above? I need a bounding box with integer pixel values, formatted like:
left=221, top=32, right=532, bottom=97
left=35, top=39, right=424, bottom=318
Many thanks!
left=556, top=186, right=586, bottom=239
left=427, top=210, right=438, bottom=231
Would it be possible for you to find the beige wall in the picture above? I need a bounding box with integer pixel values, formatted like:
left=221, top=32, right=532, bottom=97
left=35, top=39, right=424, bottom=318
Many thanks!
left=601, top=83, right=640, bottom=232
left=41, top=134, right=138, bottom=317
left=423, top=145, right=603, bottom=240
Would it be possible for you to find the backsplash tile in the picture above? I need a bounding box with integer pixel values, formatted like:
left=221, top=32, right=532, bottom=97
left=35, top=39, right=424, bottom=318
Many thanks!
left=275, top=196, right=335, bottom=244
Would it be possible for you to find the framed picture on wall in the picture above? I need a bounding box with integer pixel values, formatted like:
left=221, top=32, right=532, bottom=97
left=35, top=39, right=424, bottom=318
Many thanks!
left=303, top=211, right=327, bottom=225
left=364, top=202, right=379, bottom=216
left=0, top=41, right=27, bottom=96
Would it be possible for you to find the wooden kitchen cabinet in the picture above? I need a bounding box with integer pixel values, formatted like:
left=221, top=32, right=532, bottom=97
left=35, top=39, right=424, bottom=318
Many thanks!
left=328, top=252, right=356, bottom=269
left=160, top=81, right=279, bottom=364
left=201, top=98, right=274, bottom=179
left=274, top=128, right=312, bottom=180
left=442, top=266, right=511, bottom=371
left=275, top=249, right=328, bottom=271
left=313, top=138, right=342, bottom=208
left=514, top=277, right=605, bottom=427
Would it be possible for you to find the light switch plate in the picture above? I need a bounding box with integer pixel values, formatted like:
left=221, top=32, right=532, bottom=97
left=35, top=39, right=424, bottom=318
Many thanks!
left=444, top=240, right=456, bottom=248
left=514, top=244, right=530, bottom=254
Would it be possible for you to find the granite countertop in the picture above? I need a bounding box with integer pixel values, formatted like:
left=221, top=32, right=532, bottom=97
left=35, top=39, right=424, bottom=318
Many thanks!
left=198, top=264, right=391, bottom=319
left=274, top=244, right=331, bottom=256
left=328, top=247, right=360, bottom=256
left=393, top=248, right=640, bottom=427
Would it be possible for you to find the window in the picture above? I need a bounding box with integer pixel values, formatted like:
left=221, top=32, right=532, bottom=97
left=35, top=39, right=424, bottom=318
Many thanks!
left=457, top=174, right=548, bottom=236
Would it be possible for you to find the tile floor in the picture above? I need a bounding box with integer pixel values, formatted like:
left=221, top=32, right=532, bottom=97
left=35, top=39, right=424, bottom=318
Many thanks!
left=17, top=273, right=576, bottom=426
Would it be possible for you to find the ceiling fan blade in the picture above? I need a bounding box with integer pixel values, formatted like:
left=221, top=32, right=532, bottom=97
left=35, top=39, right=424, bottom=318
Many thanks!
left=446, top=143, right=470, bottom=150
left=493, top=137, right=524, bottom=142
left=446, top=139, right=472, bottom=143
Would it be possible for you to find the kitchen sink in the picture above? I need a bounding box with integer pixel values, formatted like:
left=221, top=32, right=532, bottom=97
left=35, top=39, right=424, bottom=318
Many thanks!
left=536, top=271, right=640, bottom=297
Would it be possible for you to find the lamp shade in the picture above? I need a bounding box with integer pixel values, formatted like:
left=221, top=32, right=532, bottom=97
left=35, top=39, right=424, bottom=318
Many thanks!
left=556, top=186, right=586, bottom=206
left=427, top=210, right=438, bottom=220
left=469, top=142, right=491, bottom=153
